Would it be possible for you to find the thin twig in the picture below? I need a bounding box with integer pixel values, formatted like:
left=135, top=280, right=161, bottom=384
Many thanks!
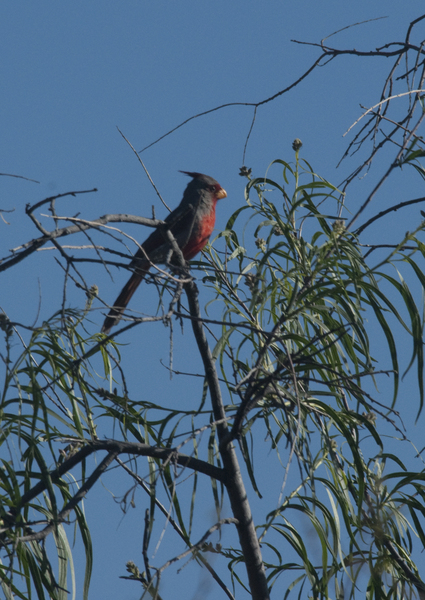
left=344, top=89, right=425, bottom=136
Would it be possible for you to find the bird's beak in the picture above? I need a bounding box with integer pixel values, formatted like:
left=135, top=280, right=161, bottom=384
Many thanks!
left=216, top=188, right=227, bottom=200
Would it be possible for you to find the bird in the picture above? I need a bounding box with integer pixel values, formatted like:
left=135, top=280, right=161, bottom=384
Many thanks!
left=101, top=171, right=227, bottom=334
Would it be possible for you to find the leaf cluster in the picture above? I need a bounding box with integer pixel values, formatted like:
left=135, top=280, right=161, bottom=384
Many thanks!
left=201, top=156, right=425, bottom=598
left=1, top=155, right=425, bottom=599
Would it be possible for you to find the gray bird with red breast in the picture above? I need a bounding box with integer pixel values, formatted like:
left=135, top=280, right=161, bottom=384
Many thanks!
left=101, top=171, right=227, bottom=334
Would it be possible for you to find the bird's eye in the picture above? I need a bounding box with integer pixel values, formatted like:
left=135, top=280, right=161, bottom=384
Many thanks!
left=208, top=185, right=218, bottom=192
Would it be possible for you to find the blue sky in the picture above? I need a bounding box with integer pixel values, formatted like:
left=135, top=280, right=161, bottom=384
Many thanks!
left=2, top=2, right=425, bottom=599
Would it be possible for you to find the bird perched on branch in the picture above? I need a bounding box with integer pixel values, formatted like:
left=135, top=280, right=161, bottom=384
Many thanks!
left=101, top=171, right=227, bottom=334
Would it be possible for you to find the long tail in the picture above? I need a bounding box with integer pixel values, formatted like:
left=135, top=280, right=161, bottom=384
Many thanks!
left=101, top=265, right=150, bottom=334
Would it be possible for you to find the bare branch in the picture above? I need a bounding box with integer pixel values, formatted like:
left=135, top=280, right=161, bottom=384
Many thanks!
left=156, top=518, right=238, bottom=575
left=141, top=16, right=425, bottom=160
left=356, top=196, right=425, bottom=234
left=1, top=213, right=161, bottom=273
left=16, top=451, right=119, bottom=544
left=344, top=89, right=425, bottom=136
left=117, top=127, right=172, bottom=212
left=0, top=172, right=40, bottom=184
left=116, top=457, right=236, bottom=600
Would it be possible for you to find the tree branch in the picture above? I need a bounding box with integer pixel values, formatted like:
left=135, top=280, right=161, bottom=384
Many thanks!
left=16, top=451, right=118, bottom=544
left=184, top=279, right=270, bottom=600
left=12, top=438, right=225, bottom=519
left=115, top=456, right=236, bottom=600
left=1, top=212, right=163, bottom=273
left=356, top=196, right=425, bottom=234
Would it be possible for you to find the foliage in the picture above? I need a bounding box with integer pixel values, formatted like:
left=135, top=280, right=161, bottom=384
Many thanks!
left=206, top=156, right=425, bottom=597
left=1, top=151, right=425, bottom=599
left=1, top=12, right=425, bottom=600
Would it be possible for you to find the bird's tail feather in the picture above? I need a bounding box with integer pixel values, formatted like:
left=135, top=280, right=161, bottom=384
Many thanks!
left=101, top=266, right=149, bottom=334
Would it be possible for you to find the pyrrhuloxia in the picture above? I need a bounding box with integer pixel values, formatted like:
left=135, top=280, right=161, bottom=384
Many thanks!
left=101, top=171, right=227, bottom=334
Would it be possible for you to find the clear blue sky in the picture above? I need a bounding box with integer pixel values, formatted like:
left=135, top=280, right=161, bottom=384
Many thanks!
left=1, top=2, right=424, bottom=598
